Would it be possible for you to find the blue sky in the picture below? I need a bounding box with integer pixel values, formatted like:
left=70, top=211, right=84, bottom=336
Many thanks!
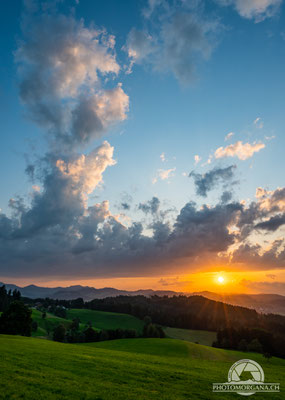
left=0, top=0, right=285, bottom=293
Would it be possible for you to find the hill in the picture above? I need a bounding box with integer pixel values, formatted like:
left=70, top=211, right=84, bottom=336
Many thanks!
left=164, top=327, right=216, bottom=346
left=30, top=308, right=144, bottom=337
left=0, top=335, right=284, bottom=399
left=31, top=309, right=87, bottom=338
left=66, top=308, right=144, bottom=333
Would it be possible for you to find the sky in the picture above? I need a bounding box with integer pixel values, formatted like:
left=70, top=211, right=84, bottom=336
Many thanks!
left=0, top=0, right=285, bottom=294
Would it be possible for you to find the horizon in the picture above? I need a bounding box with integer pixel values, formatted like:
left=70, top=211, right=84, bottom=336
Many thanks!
left=0, top=0, right=285, bottom=296
left=1, top=279, right=284, bottom=298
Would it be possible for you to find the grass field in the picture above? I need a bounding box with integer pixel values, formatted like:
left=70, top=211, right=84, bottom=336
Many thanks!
left=0, top=334, right=284, bottom=400
left=31, top=308, right=144, bottom=338
left=31, top=309, right=83, bottom=338
left=66, top=308, right=145, bottom=333
left=164, top=327, right=217, bottom=346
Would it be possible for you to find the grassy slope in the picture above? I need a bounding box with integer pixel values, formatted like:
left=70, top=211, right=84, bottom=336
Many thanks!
left=164, top=327, right=217, bottom=346
left=0, top=335, right=284, bottom=400
left=66, top=308, right=144, bottom=333
left=31, top=309, right=75, bottom=338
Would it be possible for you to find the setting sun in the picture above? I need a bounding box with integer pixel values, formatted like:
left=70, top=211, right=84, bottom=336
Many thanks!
left=217, top=276, right=225, bottom=284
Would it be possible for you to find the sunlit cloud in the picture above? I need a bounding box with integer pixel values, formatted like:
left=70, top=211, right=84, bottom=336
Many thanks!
left=215, top=141, right=265, bottom=160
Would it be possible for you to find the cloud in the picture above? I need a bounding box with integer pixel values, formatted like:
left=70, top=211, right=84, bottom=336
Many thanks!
left=194, top=154, right=201, bottom=164
left=2, top=180, right=285, bottom=278
left=158, top=277, right=192, bottom=287
left=124, top=28, right=154, bottom=73
left=266, top=273, right=276, bottom=280
left=10, top=141, right=115, bottom=237
left=16, top=6, right=129, bottom=149
left=121, top=202, right=131, bottom=211
left=215, top=141, right=265, bottom=160
left=255, top=214, right=285, bottom=231
left=231, top=239, right=285, bottom=271
left=256, top=187, right=285, bottom=212
left=139, top=197, right=160, bottom=215
left=125, top=1, right=222, bottom=84
left=225, top=132, right=234, bottom=141
left=189, top=165, right=237, bottom=197
left=216, top=0, right=282, bottom=22
left=152, top=167, right=176, bottom=183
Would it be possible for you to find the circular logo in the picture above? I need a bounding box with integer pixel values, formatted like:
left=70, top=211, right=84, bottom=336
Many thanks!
left=228, top=359, right=264, bottom=396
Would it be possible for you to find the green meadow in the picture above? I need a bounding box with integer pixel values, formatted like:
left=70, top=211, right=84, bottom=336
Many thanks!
left=31, top=308, right=144, bottom=338
left=0, top=334, right=284, bottom=400
left=164, top=327, right=217, bottom=346
left=66, top=308, right=145, bottom=333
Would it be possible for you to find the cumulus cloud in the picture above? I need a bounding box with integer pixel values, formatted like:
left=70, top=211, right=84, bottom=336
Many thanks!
left=216, top=0, right=282, bottom=22
left=1, top=179, right=285, bottom=278
left=256, top=187, right=285, bottom=212
left=125, top=0, right=222, bottom=84
left=215, top=141, right=265, bottom=160
left=189, top=165, right=237, bottom=197
left=152, top=167, right=176, bottom=183
left=10, top=141, right=115, bottom=237
left=16, top=5, right=129, bottom=148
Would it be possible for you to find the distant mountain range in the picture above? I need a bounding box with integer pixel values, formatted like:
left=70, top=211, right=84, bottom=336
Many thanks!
left=0, top=282, right=183, bottom=301
left=192, top=291, right=285, bottom=316
left=2, top=282, right=285, bottom=315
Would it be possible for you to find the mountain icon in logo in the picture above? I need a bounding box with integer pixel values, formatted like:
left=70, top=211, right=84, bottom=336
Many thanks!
left=228, top=359, right=264, bottom=384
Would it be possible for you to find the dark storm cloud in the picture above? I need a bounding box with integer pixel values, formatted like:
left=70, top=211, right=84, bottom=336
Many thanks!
left=189, top=165, right=237, bottom=197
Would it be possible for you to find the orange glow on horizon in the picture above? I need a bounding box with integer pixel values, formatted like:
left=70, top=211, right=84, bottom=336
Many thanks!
left=2, top=268, right=285, bottom=295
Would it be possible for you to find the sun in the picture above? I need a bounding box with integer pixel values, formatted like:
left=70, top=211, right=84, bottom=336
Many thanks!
left=217, top=276, right=224, bottom=284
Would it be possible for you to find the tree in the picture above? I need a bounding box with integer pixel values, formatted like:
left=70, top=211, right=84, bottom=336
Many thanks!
left=263, top=352, right=272, bottom=361
left=42, top=311, right=46, bottom=319
left=31, top=320, right=38, bottom=332
left=238, top=339, right=248, bottom=352
left=0, top=301, right=32, bottom=336
left=99, top=330, right=109, bottom=341
left=53, top=324, right=66, bottom=342
left=54, top=306, right=67, bottom=319
left=144, top=316, right=152, bottom=325
left=84, top=327, right=99, bottom=342
left=70, top=318, right=80, bottom=331
left=247, top=338, right=263, bottom=353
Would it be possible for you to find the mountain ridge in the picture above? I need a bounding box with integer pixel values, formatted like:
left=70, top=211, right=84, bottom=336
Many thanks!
left=1, top=282, right=285, bottom=315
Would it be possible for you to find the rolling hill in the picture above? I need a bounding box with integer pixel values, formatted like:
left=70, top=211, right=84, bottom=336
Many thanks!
left=31, top=308, right=144, bottom=337
left=66, top=308, right=145, bottom=333
left=164, top=327, right=216, bottom=346
left=0, top=335, right=284, bottom=399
